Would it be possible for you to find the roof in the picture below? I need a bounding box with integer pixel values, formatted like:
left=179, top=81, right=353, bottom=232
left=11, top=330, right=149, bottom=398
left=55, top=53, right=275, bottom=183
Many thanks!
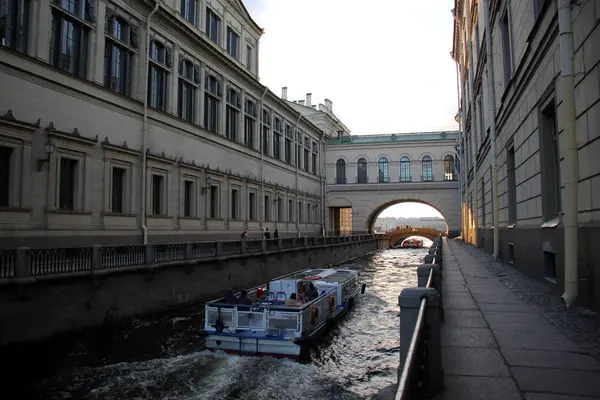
left=233, top=0, right=264, bottom=36
left=327, top=131, right=459, bottom=145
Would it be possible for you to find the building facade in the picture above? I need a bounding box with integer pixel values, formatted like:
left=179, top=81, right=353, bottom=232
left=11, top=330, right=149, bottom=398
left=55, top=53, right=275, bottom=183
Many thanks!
left=325, top=132, right=461, bottom=235
left=0, top=0, right=325, bottom=249
left=452, top=0, right=600, bottom=311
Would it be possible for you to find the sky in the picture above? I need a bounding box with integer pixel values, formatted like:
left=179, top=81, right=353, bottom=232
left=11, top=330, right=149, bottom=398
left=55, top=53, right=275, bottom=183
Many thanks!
left=243, top=0, right=460, bottom=135
left=377, top=202, right=445, bottom=218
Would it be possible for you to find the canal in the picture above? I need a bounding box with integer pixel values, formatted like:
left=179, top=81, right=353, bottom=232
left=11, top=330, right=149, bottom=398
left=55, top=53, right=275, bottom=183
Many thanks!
left=5, top=247, right=428, bottom=399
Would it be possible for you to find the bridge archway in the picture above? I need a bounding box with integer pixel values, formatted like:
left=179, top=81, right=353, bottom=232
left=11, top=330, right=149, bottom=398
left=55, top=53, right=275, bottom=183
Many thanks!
left=366, top=199, right=449, bottom=234
left=386, top=228, right=447, bottom=247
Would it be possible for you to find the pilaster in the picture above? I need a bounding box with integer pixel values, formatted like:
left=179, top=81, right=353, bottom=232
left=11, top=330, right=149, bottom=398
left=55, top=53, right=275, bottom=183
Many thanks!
left=92, top=0, right=107, bottom=85
left=197, top=63, right=206, bottom=126
left=34, top=0, right=52, bottom=62
left=238, top=90, right=245, bottom=143
left=219, top=79, right=228, bottom=136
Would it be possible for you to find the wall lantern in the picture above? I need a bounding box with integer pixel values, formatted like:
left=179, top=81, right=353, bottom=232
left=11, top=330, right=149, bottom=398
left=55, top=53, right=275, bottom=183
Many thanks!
left=201, top=175, right=212, bottom=195
left=36, top=139, right=56, bottom=171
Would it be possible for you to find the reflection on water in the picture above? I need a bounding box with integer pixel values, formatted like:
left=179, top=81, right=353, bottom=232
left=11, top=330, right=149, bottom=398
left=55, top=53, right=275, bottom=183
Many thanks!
left=4, top=248, right=427, bottom=400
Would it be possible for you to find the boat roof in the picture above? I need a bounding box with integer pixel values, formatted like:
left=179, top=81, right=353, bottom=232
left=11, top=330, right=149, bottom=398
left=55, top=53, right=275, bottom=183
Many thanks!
left=275, top=268, right=358, bottom=284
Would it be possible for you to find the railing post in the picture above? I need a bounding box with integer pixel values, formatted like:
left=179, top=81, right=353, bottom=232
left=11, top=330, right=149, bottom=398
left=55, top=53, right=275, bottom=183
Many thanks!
left=398, top=287, right=444, bottom=397
left=92, top=245, right=102, bottom=270
left=240, top=240, right=247, bottom=254
left=185, top=241, right=193, bottom=260
left=261, top=239, right=267, bottom=253
left=145, top=244, right=155, bottom=265
left=215, top=241, right=223, bottom=257
left=417, top=264, right=445, bottom=322
left=15, top=247, right=31, bottom=278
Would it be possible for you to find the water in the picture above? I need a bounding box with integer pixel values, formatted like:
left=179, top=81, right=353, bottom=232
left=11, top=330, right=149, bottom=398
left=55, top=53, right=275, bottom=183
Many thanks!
left=4, top=247, right=428, bottom=400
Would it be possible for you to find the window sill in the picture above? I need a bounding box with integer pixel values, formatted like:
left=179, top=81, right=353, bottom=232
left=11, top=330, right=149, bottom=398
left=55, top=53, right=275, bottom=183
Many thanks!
left=103, top=212, right=136, bottom=217
left=507, top=224, right=516, bottom=229
left=146, top=214, right=172, bottom=219
left=179, top=216, right=203, bottom=220
left=47, top=209, right=92, bottom=215
left=0, top=207, right=32, bottom=213
left=541, top=216, right=560, bottom=229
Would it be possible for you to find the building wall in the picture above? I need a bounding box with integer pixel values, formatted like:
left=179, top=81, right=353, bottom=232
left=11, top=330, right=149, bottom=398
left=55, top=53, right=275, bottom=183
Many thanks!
left=0, top=239, right=378, bottom=345
left=0, top=0, right=325, bottom=248
left=453, top=0, right=600, bottom=311
left=325, top=132, right=461, bottom=234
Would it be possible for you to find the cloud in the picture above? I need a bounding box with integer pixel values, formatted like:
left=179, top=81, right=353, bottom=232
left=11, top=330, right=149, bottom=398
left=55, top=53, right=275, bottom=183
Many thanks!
left=244, top=0, right=460, bottom=134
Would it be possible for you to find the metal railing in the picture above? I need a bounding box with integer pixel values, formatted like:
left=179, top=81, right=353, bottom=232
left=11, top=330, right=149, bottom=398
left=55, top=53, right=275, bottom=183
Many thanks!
left=1, top=233, right=385, bottom=280
left=396, top=236, right=444, bottom=400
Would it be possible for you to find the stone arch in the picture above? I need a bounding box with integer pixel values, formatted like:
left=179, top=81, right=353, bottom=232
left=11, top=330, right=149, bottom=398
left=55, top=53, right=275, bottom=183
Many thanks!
left=352, top=154, right=370, bottom=163
left=397, top=153, right=413, bottom=161
left=386, top=228, right=447, bottom=247
left=327, top=197, right=352, bottom=207
left=375, top=154, right=392, bottom=162
left=335, top=155, right=350, bottom=163
left=366, top=199, right=449, bottom=233
left=417, top=152, right=436, bottom=161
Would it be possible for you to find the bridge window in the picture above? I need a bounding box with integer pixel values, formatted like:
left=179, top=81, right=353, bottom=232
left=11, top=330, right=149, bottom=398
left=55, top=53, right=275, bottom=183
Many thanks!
left=422, top=156, right=433, bottom=181
left=357, top=158, right=368, bottom=183
left=444, top=155, right=456, bottom=181
left=400, top=157, right=411, bottom=182
left=335, top=159, right=346, bottom=184
left=378, top=157, right=389, bottom=183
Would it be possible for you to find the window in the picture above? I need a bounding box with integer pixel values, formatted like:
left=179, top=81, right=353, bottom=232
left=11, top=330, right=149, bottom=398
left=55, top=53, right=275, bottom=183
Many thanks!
left=336, top=159, right=346, bottom=184
left=444, top=155, right=456, bottom=181
left=264, top=195, right=270, bottom=221
left=400, top=157, right=411, bottom=182
left=312, top=142, right=318, bottom=175
left=231, top=188, right=239, bottom=219
left=183, top=180, right=193, bottom=217
left=209, top=185, right=218, bottom=218
left=539, top=99, right=561, bottom=220
left=226, top=87, right=241, bottom=140
left=178, top=59, right=199, bottom=123
left=357, top=158, right=367, bottom=183
left=1, top=0, right=30, bottom=53
left=262, top=107, right=271, bottom=156
left=148, top=40, right=170, bottom=112
left=111, top=167, right=126, bottom=213
left=303, top=136, right=310, bottom=172
left=248, top=192, right=256, bottom=220
left=296, top=131, right=302, bottom=169
left=204, top=75, right=221, bottom=133
left=481, top=178, right=486, bottom=226
left=507, top=146, right=517, bottom=223
left=422, top=156, right=433, bottom=181
left=288, top=199, right=293, bottom=222
left=298, top=201, right=303, bottom=223
left=226, top=27, right=239, bottom=59
left=181, top=0, right=196, bottom=25
left=273, top=116, right=282, bottom=160
left=500, top=10, right=512, bottom=86
left=246, top=45, right=253, bottom=71
left=277, top=197, right=283, bottom=221
left=151, top=174, right=164, bottom=215
left=244, top=98, right=256, bottom=148
left=477, top=91, right=485, bottom=145
left=59, top=158, right=78, bottom=210
left=104, top=15, right=135, bottom=96
left=0, top=146, right=12, bottom=206
left=205, top=7, right=220, bottom=44
left=378, top=157, right=389, bottom=183
left=50, top=0, right=92, bottom=78
left=307, top=203, right=311, bottom=223
left=284, top=124, right=293, bottom=164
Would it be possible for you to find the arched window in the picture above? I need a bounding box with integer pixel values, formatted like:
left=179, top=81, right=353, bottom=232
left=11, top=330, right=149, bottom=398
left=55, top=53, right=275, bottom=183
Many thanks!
left=444, top=155, right=456, bottom=181
left=336, top=159, right=346, bottom=184
left=357, top=158, right=368, bottom=183
left=400, top=157, right=411, bottom=182
left=378, top=157, right=389, bottom=183
left=422, top=156, right=433, bottom=181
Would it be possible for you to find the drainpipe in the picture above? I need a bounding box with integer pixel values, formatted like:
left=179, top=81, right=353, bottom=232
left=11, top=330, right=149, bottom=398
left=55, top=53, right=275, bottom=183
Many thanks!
left=294, top=114, right=303, bottom=236
left=319, top=131, right=326, bottom=236
left=258, top=86, right=268, bottom=230
left=482, top=0, right=500, bottom=260
left=140, top=1, right=161, bottom=245
left=558, top=0, right=578, bottom=307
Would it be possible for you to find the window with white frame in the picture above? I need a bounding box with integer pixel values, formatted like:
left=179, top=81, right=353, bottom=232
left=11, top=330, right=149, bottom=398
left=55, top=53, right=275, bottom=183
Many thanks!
left=205, top=7, right=220, bottom=44
left=110, top=166, right=126, bottom=213
left=204, top=74, right=221, bottom=133
left=248, top=191, right=257, bottom=220
left=311, top=141, right=318, bottom=175
left=1, top=0, right=30, bottom=53
left=181, top=0, right=197, bottom=25
left=244, top=97, right=256, bottom=148
left=148, top=40, right=171, bottom=111
left=231, top=187, right=239, bottom=219
left=183, top=179, right=195, bottom=217
left=284, top=124, right=293, bottom=164
left=58, top=157, right=79, bottom=210
left=178, top=58, right=200, bottom=123
left=227, top=27, right=239, bottom=59
left=104, top=14, right=137, bottom=97
left=0, top=145, right=13, bottom=207
left=209, top=184, right=219, bottom=218
left=261, top=106, right=271, bottom=156
left=226, top=87, right=241, bottom=140
left=246, top=44, right=253, bottom=71
left=298, top=201, right=303, bottom=223
left=303, top=136, right=310, bottom=172
left=421, top=156, right=433, bottom=181
left=273, top=115, right=282, bottom=160
left=400, top=157, right=411, bottom=182
left=264, top=194, right=271, bottom=221
left=296, top=131, right=302, bottom=169
left=288, top=198, right=294, bottom=222
left=151, top=173, right=165, bottom=215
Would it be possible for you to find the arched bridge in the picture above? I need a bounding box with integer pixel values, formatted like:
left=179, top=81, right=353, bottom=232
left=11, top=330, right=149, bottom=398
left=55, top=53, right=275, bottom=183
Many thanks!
left=385, top=227, right=447, bottom=247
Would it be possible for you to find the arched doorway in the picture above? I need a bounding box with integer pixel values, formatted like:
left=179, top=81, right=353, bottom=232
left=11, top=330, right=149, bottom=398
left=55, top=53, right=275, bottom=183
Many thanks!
left=367, top=200, right=448, bottom=235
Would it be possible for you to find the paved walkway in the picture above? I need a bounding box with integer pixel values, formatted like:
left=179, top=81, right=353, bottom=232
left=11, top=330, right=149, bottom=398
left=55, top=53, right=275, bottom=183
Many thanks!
left=435, top=239, right=600, bottom=400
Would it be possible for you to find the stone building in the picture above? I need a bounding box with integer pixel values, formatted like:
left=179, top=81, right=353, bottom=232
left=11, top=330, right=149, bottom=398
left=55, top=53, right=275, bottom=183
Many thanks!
left=452, top=0, right=600, bottom=310
left=0, top=0, right=325, bottom=248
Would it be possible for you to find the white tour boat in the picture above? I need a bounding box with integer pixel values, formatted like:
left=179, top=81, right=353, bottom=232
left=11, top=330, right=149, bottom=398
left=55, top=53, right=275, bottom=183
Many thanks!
left=203, top=268, right=366, bottom=359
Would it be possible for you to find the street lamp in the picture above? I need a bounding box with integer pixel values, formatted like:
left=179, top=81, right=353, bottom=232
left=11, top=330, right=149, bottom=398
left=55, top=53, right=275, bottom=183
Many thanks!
left=36, top=138, right=56, bottom=171
left=201, top=175, right=212, bottom=194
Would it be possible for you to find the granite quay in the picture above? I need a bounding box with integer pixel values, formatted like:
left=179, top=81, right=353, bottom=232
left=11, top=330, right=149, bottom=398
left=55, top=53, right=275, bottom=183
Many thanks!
left=0, top=234, right=384, bottom=346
